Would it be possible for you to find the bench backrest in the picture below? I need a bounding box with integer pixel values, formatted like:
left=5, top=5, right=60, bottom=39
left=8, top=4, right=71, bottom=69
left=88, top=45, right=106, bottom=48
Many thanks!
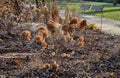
left=80, top=4, right=91, bottom=10
left=91, top=5, right=104, bottom=12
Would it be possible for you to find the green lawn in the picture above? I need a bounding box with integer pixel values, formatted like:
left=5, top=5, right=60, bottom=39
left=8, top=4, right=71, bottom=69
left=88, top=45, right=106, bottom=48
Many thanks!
left=60, top=2, right=120, bottom=21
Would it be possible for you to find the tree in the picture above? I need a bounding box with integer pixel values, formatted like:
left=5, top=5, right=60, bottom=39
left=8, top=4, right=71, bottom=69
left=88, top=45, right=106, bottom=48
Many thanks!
left=113, top=0, right=118, bottom=6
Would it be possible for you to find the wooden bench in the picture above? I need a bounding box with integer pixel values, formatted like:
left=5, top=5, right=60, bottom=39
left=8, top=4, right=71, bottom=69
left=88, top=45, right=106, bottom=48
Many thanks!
left=91, top=5, right=104, bottom=13
left=80, top=4, right=91, bottom=10
left=79, top=4, right=91, bottom=14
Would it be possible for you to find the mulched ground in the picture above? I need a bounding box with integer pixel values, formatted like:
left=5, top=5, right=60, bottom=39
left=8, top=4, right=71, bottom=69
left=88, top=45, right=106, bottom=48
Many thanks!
left=0, top=23, right=120, bottom=78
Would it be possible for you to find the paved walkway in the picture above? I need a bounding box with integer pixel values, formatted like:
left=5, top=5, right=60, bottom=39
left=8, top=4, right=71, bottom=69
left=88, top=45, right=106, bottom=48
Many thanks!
left=60, top=11, right=120, bottom=35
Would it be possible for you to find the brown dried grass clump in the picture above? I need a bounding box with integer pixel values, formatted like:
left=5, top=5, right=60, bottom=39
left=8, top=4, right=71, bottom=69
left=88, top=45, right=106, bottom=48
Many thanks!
left=47, top=20, right=56, bottom=32
left=35, top=33, right=44, bottom=43
left=69, top=17, right=78, bottom=25
left=22, top=30, right=31, bottom=41
left=17, top=13, right=26, bottom=22
left=52, top=61, right=59, bottom=70
left=91, top=24, right=98, bottom=31
left=38, top=26, right=51, bottom=39
left=77, top=18, right=82, bottom=27
left=1, top=6, right=8, bottom=12
left=78, top=36, right=84, bottom=48
left=65, top=7, right=72, bottom=24
left=62, top=24, right=75, bottom=35
left=63, top=32, right=73, bottom=42
left=36, top=26, right=51, bottom=49
left=38, top=26, right=47, bottom=32
left=26, top=11, right=33, bottom=22
left=79, top=20, right=87, bottom=30
left=42, top=31, right=51, bottom=39
left=68, top=24, right=76, bottom=34
left=41, top=41, right=47, bottom=49
left=62, top=24, right=69, bottom=33
left=79, top=36, right=84, bottom=42
left=51, top=5, right=61, bottom=23
left=43, top=5, right=50, bottom=22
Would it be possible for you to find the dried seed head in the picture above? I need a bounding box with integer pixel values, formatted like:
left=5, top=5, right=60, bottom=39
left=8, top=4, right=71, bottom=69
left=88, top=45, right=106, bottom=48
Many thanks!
left=35, top=33, right=44, bottom=43
left=63, top=32, right=73, bottom=42
left=78, top=36, right=84, bottom=42
left=22, top=30, right=31, bottom=41
left=79, top=20, right=87, bottom=30
left=38, top=26, right=48, bottom=33
left=52, top=61, right=59, bottom=70
left=68, top=24, right=76, bottom=34
left=37, top=26, right=51, bottom=40
left=51, top=5, right=61, bottom=23
left=43, top=63, right=51, bottom=69
left=61, top=53, right=67, bottom=57
left=51, top=52, right=56, bottom=56
left=66, top=54, right=71, bottom=57
left=62, top=24, right=69, bottom=32
left=70, top=17, right=78, bottom=25
left=42, top=31, right=51, bottom=39
left=78, top=42, right=84, bottom=48
left=47, top=20, right=56, bottom=32
left=41, top=41, right=47, bottom=49
left=2, top=6, right=8, bottom=12
left=78, top=36, right=84, bottom=48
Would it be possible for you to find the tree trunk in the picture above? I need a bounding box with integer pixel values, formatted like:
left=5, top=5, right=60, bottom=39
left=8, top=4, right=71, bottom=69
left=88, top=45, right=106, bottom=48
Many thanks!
left=113, top=0, right=117, bottom=6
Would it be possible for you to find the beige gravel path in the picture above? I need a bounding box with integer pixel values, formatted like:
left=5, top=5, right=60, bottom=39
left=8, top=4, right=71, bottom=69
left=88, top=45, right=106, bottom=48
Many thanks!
left=81, top=15, right=120, bottom=35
